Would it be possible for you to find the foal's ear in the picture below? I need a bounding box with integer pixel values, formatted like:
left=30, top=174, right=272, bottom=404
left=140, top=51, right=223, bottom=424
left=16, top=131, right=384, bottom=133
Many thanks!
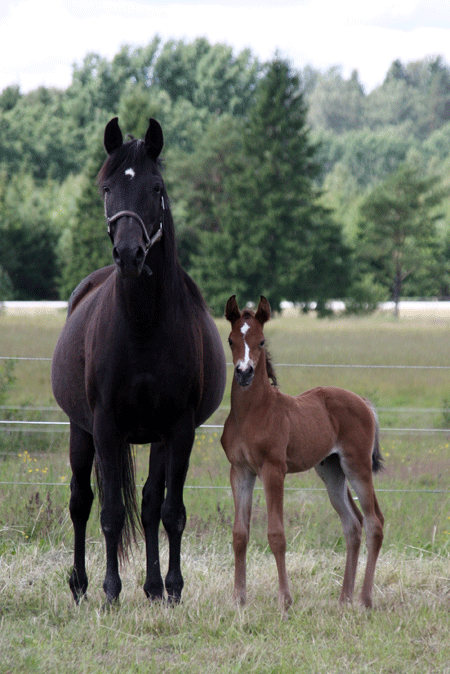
left=255, top=296, right=271, bottom=324
left=225, top=296, right=241, bottom=324
left=104, top=117, right=123, bottom=155
left=145, top=118, right=164, bottom=160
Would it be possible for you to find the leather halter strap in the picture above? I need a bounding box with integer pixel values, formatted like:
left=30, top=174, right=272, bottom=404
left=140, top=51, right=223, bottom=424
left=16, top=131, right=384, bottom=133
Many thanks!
left=106, top=196, right=164, bottom=252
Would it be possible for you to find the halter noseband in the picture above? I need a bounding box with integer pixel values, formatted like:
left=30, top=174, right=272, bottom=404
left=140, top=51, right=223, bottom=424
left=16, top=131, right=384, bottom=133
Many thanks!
left=106, top=196, right=164, bottom=252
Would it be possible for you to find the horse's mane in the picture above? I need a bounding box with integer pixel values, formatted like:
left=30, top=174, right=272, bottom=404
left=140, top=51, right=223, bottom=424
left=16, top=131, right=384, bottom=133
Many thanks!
left=241, top=309, right=277, bottom=387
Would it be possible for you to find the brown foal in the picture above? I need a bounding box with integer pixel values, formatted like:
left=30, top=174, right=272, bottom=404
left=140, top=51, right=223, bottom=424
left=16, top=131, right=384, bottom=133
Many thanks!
left=221, top=296, right=384, bottom=610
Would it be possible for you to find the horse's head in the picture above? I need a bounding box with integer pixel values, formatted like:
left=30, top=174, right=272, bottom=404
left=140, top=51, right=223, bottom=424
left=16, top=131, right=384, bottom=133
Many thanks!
left=225, top=296, right=271, bottom=388
left=98, top=117, right=165, bottom=278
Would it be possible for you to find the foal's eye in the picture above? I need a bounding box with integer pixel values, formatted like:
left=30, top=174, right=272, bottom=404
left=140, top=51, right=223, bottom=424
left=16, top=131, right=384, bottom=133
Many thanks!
left=260, top=340, right=265, bottom=348
left=228, top=338, right=233, bottom=347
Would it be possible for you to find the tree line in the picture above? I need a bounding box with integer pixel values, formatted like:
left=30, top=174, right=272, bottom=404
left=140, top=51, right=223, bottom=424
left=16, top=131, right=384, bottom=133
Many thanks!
left=1, top=37, right=450, bottom=315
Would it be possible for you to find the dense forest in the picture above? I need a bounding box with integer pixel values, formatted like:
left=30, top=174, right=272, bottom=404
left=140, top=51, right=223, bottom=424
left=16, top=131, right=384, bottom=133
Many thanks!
left=1, top=36, right=450, bottom=314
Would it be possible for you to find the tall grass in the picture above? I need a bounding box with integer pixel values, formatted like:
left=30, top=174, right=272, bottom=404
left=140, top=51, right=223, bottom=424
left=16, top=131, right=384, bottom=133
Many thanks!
left=1, top=310, right=450, bottom=672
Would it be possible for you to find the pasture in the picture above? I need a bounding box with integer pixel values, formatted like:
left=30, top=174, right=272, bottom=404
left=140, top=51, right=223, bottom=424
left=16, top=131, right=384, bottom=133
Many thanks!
left=1, top=310, right=450, bottom=673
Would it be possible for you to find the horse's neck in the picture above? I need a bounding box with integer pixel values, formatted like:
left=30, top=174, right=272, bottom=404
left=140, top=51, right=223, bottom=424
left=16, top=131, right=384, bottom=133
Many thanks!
left=115, top=258, right=176, bottom=329
left=231, top=357, right=274, bottom=417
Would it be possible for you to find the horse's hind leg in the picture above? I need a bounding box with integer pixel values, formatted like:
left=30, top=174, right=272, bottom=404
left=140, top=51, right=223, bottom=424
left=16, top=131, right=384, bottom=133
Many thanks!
left=315, top=454, right=363, bottom=604
left=68, top=422, right=95, bottom=603
left=142, top=441, right=166, bottom=601
left=230, top=464, right=256, bottom=605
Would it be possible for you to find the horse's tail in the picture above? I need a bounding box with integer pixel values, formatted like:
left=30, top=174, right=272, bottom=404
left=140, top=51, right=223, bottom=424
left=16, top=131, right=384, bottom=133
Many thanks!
left=95, top=443, right=142, bottom=560
left=366, top=401, right=384, bottom=474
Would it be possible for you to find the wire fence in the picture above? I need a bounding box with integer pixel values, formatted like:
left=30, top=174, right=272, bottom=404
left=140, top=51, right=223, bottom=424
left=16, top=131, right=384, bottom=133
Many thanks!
left=1, top=353, right=449, bottom=497
left=1, top=354, right=450, bottom=435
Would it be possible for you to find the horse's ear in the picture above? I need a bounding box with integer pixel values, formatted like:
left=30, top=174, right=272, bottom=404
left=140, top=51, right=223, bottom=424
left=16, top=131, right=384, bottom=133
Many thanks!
left=145, top=118, right=164, bottom=160
left=225, top=296, right=241, bottom=324
left=104, top=117, right=123, bottom=155
left=255, top=296, right=271, bottom=325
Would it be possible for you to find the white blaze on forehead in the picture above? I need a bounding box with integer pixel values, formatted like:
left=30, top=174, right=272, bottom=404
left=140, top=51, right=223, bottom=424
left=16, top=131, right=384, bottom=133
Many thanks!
left=237, top=322, right=252, bottom=370
left=125, top=167, right=135, bottom=178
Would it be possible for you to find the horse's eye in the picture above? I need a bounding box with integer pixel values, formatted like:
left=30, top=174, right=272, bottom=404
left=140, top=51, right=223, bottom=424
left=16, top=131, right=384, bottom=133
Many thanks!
left=260, top=340, right=265, bottom=348
left=153, top=184, right=162, bottom=194
left=103, top=185, right=110, bottom=194
left=228, top=338, right=233, bottom=347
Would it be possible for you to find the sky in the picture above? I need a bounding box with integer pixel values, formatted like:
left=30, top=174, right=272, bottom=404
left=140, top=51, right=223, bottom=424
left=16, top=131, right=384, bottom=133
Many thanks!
left=1, top=0, right=450, bottom=95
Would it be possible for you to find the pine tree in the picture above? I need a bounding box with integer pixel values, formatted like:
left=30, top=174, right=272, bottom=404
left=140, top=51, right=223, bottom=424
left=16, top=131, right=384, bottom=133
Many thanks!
left=356, top=164, right=445, bottom=317
left=192, top=58, right=350, bottom=314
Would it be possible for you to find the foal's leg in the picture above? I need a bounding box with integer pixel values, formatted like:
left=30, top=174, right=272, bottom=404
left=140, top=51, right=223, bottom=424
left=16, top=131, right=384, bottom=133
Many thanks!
left=345, top=467, right=384, bottom=608
left=315, top=454, right=363, bottom=604
left=68, top=422, right=95, bottom=603
left=230, top=464, right=256, bottom=605
left=142, top=441, right=166, bottom=601
left=260, top=461, right=292, bottom=610
left=160, top=413, right=196, bottom=603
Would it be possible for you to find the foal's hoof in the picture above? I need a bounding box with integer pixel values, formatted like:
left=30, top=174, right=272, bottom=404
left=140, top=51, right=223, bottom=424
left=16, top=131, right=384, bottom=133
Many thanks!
left=279, top=592, right=293, bottom=614
left=360, top=595, right=373, bottom=610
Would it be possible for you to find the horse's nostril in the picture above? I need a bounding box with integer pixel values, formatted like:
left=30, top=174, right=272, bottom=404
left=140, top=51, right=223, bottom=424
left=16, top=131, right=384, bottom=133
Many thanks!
left=135, top=247, right=145, bottom=266
left=113, top=247, right=122, bottom=266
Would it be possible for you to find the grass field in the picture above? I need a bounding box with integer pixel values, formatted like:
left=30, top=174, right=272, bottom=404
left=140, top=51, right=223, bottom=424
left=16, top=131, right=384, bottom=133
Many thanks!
left=1, top=310, right=450, bottom=673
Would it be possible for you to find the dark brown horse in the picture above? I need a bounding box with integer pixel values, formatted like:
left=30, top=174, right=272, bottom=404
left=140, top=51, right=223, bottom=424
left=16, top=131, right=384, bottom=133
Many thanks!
left=52, top=118, right=226, bottom=605
left=221, top=296, right=384, bottom=610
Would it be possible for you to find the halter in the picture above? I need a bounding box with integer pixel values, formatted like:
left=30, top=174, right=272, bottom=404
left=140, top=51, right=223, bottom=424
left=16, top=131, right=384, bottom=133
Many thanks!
left=106, top=195, right=164, bottom=252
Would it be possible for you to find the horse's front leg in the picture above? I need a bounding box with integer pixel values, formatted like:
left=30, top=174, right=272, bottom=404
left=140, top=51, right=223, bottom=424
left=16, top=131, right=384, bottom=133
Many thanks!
left=260, top=460, right=292, bottom=610
left=160, top=413, right=195, bottom=603
left=94, top=412, right=126, bottom=605
left=142, top=440, right=166, bottom=601
left=230, top=464, right=256, bottom=605
left=68, top=422, right=95, bottom=603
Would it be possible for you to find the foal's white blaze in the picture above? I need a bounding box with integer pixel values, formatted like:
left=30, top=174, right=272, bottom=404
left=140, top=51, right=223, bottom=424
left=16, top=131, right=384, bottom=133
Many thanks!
left=237, top=322, right=253, bottom=371
left=125, top=167, right=135, bottom=178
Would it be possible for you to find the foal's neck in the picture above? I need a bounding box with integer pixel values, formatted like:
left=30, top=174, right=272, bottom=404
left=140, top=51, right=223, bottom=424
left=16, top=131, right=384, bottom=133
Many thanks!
left=232, top=353, right=274, bottom=413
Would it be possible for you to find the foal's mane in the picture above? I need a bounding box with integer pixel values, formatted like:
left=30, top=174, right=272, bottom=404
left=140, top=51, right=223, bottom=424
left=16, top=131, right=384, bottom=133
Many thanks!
left=241, top=309, right=278, bottom=387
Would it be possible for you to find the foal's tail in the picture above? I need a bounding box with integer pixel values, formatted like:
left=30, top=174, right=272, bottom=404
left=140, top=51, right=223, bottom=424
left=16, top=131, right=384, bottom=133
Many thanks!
left=367, top=401, right=384, bottom=474
left=95, top=442, right=142, bottom=560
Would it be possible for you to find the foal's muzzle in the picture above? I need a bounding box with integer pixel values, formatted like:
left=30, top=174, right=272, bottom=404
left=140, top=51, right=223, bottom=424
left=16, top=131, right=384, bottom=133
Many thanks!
left=235, top=364, right=254, bottom=388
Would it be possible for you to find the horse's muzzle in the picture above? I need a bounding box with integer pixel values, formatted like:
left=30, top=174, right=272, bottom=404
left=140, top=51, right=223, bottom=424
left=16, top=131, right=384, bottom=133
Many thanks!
left=113, top=244, right=146, bottom=277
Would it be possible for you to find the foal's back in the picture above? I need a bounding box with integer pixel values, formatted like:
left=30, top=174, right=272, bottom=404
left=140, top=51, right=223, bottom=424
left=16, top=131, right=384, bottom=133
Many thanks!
left=271, top=385, right=375, bottom=474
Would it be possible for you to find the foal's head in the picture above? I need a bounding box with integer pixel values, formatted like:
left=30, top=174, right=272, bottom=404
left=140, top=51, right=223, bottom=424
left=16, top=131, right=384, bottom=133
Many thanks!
left=225, top=296, right=275, bottom=388
left=98, top=117, right=166, bottom=278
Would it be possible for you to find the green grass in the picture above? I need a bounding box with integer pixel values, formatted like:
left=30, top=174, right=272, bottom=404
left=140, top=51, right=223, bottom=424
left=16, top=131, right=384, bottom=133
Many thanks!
left=1, top=310, right=450, bottom=672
